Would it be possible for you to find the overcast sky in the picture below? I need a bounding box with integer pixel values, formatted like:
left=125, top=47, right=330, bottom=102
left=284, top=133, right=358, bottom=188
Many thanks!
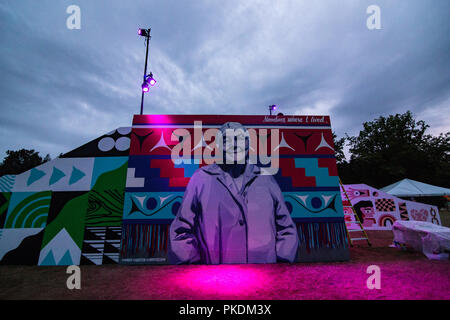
left=0, top=0, right=449, bottom=159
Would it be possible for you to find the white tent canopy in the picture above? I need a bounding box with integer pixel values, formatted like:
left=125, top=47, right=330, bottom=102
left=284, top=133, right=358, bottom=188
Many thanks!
left=381, top=179, right=450, bottom=197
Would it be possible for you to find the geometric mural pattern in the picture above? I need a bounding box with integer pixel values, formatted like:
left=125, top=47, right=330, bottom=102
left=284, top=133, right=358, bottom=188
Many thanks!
left=120, top=223, right=169, bottom=264
left=0, top=192, right=11, bottom=229
left=4, top=191, right=51, bottom=228
left=122, top=114, right=349, bottom=264
left=85, top=190, right=124, bottom=227
left=38, top=228, right=81, bottom=266
left=0, top=175, right=15, bottom=192
left=80, top=226, right=121, bottom=265
left=5, top=115, right=439, bottom=265
left=375, top=198, right=396, bottom=212
left=0, top=228, right=44, bottom=265
left=399, top=202, right=409, bottom=221
left=0, top=127, right=132, bottom=266
left=341, top=184, right=441, bottom=230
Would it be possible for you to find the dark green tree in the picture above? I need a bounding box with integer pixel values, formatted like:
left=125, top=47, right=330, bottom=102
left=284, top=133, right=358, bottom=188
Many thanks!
left=332, top=132, right=346, bottom=165
left=342, top=111, right=449, bottom=189
left=0, top=149, right=51, bottom=176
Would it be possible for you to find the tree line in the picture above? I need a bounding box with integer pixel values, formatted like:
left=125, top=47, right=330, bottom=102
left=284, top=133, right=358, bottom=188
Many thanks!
left=335, top=111, right=449, bottom=190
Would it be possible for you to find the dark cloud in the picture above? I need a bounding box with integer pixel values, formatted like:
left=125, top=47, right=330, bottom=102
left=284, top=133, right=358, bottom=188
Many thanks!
left=0, top=0, right=448, bottom=159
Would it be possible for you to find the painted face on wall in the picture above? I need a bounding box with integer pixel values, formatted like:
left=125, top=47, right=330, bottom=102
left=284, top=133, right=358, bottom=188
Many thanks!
left=219, top=122, right=249, bottom=164
left=361, top=206, right=376, bottom=227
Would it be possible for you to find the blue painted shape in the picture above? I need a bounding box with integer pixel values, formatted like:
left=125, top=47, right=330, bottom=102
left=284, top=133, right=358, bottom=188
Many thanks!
left=27, top=168, right=46, bottom=186
left=174, top=162, right=199, bottom=178
left=58, top=250, right=73, bottom=265
left=49, top=167, right=66, bottom=185
left=273, top=170, right=297, bottom=191
left=294, top=158, right=339, bottom=187
left=69, top=166, right=86, bottom=185
left=146, top=197, right=157, bottom=210
left=5, top=192, right=52, bottom=229
left=40, top=250, right=56, bottom=265
left=311, top=197, right=322, bottom=209
left=0, top=175, right=16, bottom=192
left=126, top=156, right=179, bottom=192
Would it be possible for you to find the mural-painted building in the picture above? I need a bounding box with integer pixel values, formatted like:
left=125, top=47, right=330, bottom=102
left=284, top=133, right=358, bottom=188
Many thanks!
left=1, top=114, right=355, bottom=265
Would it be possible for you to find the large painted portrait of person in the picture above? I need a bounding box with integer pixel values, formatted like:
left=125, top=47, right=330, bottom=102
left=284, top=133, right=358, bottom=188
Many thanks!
left=168, top=122, right=299, bottom=264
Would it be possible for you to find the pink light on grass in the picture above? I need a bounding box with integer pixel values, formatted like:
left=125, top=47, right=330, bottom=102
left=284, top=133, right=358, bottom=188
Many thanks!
left=172, top=265, right=271, bottom=296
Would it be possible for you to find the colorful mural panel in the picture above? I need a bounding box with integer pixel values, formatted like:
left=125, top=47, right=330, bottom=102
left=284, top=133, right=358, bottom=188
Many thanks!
left=0, top=114, right=352, bottom=265
left=341, top=184, right=441, bottom=230
left=122, top=114, right=348, bottom=264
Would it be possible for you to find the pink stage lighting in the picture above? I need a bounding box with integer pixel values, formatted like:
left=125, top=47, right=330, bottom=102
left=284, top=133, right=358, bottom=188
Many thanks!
left=172, top=265, right=271, bottom=296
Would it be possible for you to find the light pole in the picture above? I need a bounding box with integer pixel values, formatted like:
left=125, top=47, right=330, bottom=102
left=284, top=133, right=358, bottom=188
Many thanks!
left=138, top=28, right=153, bottom=115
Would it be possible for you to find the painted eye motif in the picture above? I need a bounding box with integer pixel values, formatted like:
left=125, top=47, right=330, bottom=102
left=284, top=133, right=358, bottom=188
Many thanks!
left=310, top=196, right=324, bottom=209
left=287, top=194, right=338, bottom=214
left=127, top=193, right=183, bottom=218
left=145, top=197, right=157, bottom=211
left=354, top=191, right=361, bottom=196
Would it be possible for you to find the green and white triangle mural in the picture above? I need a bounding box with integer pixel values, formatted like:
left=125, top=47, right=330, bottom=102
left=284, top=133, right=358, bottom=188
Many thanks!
left=38, top=228, right=80, bottom=266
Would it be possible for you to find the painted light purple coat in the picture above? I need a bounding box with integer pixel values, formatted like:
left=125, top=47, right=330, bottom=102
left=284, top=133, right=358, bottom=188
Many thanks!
left=169, top=163, right=299, bottom=264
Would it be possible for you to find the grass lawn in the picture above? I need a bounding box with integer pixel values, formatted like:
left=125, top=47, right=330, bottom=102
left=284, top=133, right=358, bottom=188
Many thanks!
left=0, top=230, right=448, bottom=300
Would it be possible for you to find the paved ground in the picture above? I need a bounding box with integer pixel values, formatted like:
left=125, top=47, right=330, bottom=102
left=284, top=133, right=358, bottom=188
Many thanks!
left=0, top=231, right=449, bottom=300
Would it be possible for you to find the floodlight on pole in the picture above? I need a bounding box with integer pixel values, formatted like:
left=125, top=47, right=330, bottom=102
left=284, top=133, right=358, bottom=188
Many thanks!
left=138, top=28, right=150, bottom=37
left=142, top=82, right=149, bottom=92
left=141, top=73, right=156, bottom=93
left=138, top=27, right=153, bottom=115
left=268, top=105, right=277, bottom=116
left=144, top=73, right=156, bottom=86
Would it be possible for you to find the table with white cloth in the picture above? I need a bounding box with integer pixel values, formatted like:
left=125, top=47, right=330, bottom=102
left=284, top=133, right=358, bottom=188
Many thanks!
left=392, top=220, right=450, bottom=260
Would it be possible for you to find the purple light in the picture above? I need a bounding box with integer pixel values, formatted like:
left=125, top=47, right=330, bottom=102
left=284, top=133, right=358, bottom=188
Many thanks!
left=138, top=28, right=150, bottom=37
left=145, top=74, right=156, bottom=86
left=142, top=82, right=149, bottom=92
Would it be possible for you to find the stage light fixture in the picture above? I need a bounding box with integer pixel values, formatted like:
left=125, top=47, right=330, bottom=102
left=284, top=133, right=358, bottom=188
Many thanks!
left=138, top=28, right=150, bottom=37
left=145, top=73, right=156, bottom=86
left=141, top=73, right=156, bottom=93
left=268, top=105, right=277, bottom=115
